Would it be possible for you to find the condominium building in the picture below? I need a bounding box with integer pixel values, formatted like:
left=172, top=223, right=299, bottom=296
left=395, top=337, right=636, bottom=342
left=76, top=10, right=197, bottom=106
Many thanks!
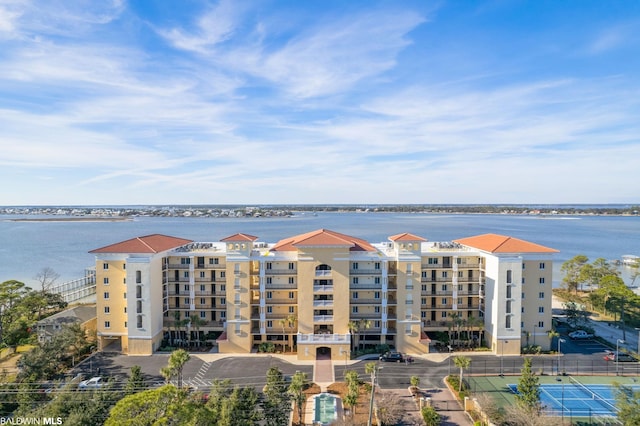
left=90, top=229, right=558, bottom=359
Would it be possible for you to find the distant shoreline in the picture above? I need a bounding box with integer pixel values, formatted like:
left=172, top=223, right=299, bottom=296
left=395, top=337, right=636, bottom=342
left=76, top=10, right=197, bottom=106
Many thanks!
left=9, top=217, right=133, bottom=223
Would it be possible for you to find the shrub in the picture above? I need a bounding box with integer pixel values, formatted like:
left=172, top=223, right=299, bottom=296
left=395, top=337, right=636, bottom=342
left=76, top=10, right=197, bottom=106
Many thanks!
left=421, top=406, right=441, bottom=425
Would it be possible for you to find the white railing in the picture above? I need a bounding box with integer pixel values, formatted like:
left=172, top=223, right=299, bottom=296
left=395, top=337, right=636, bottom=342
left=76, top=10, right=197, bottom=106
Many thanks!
left=297, top=333, right=350, bottom=344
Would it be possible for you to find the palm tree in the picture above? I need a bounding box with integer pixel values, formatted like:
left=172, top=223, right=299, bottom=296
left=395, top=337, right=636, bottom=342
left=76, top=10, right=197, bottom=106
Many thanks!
left=447, top=312, right=462, bottom=345
left=160, top=348, right=191, bottom=388
left=279, top=315, right=297, bottom=352
left=358, top=319, right=372, bottom=351
left=189, top=314, right=207, bottom=347
left=348, top=321, right=358, bottom=353
left=453, top=355, right=471, bottom=392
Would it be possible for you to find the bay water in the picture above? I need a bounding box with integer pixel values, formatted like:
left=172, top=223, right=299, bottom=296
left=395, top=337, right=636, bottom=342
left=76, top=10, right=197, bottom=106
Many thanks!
left=0, top=212, right=638, bottom=288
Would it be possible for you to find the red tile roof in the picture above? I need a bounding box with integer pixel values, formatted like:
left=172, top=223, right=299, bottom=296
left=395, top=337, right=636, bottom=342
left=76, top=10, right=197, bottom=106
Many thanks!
left=89, top=234, right=193, bottom=254
left=220, top=233, right=259, bottom=242
left=272, top=229, right=376, bottom=252
left=389, top=233, right=427, bottom=242
left=454, top=233, right=559, bottom=254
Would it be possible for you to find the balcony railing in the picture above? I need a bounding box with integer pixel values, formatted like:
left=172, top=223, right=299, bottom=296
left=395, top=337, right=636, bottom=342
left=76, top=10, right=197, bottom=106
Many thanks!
left=313, top=285, right=334, bottom=293
left=349, top=269, right=382, bottom=275
left=313, top=300, right=334, bottom=307
left=313, top=315, right=334, bottom=322
left=265, top=269, right=297, bottom=275
left=297, top=333, right=350, bottom=344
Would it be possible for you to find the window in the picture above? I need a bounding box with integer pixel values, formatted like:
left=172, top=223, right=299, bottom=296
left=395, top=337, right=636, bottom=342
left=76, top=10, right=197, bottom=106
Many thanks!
left=374, top=291, right=380, bottom=299
left=374, top=277, right=380, bottom=284
left=441, top=298, right=447, bottom=305
left=428, top=258, right=438, bottom=265
left=183, top=271, right=189, bottom=278
left=200, top=271, right=206, bottom=278
left=124, top=307, right=127, bottom=313
left=289, top=262, right=295, bottom=270
left=352, top=277, right=359, bottom=284
left=538, top=292, right=545, bottom=299
left=103, top=277, right=109, bottom=285
left=200, top=298, right=205, bottom=305
left=181, top=258, right=190, bottom=265
left=123, top=292, right=126, bottom=299
left=506, top=270, right=512, bottom=284
left=352, top=292, right=358, bottom=299
left=538, top=321, right=544, bottom=328
left=539, top=277, right=545, bottom=284
left=184, top=311, right=190, bottom=318
left=220, top=271, right=225, bottom=278
left=289, top=277, right=294, bottom=284
left=506, top=300, right=512, bottom=314
left=352, top=262, right=358, bottom=270
left=221, top=311, right=226, bottom=318
left=103, top=263, right=108, bottom=270
left=289, top=306, right=295, bottom=313
left=104, top=321, right=110, bottom=328
left=289, top=291, right=295, bottom=299
left=266, top=277, right=272, bottom=284
left=442, top=271, right=448, bottom=278
left=200, top=311, right=206, bottom=318
left=221, top=298, right=226, bottom=305
left=136, top=270, right=141, bottom=284
left=442, top=284, right=448, bottom=291
left=505, top=316, right=511, bottom=329
left=124, top=321, right=127, bottom=328
left=266, top=291, right=272, bottom=299
left=123, top=278, right=126, bottom=284
left=375, top=262, right=381, bottom=270
left=267, top=306, right=272, bottom=313
left=506, top=286, right=512, bottom=299
left=104, top=306, right=110, bottom=314
left=137, top=315, right=143, bottom=328
left=136, top=285, right=142, bottom=298
left=184, top=284, right=190, bottom=291
left=184, top=298, right=189, bottom=305
left=200, top=284, right=205, bottom=291
left=538, top=306, right=544, bottom=313
left=441, top=311, right=447, bottom=318
left=539, top=262, right=545, bottom=269
left=103, top=292, right=110, bottom=300
left=267, top=320, right=273, bottom=328
left=266, top=262, right=272, bottom=270
left=375, top=306, right=380, bottom=313
left=522, top=292, right=525, bottom=299
left=352, top=306, right=358, bottom=313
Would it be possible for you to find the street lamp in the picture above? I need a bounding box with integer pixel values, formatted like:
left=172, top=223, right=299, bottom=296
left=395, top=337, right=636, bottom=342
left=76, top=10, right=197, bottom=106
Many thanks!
left=447, top=345, right=452, bottom=377
left=367, top=365, right=383, bottom=426
left=616, top=339, right=625, bottom=376
left=557, top=338, right=565, bottom=378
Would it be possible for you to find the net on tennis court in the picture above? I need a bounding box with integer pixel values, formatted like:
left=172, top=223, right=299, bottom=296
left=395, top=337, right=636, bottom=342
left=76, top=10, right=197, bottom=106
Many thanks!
left=568, top=377, right=618, bottom=413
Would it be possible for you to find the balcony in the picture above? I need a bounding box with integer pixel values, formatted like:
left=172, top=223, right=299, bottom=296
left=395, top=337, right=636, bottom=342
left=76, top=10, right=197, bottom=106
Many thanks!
left=264, top=298, right=297, bottom=305
left=349, top=269, right=382, bottom=275
left=297, top=333, right=350, bottom=344
left=313, top=285, right=334, bottom=293
left=265, top=269, right=297, bottom=275
left=350, top=282, right=383, bottom=289
left=265, top=282, right=297, bottom=290
left=315, top=270, right=332, bottom=277
left=313, top=315, right=334, bottom=322
left=313, top=300, right=334, bottom=308
left=350, top=298, right=382, bottom=305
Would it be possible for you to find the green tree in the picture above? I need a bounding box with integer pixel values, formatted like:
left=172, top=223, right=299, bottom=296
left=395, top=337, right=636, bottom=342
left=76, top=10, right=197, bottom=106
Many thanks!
left=160, top=348, right=190, bottom=388
left=515, top=357, right=541, bottom=414
left=288, top=371, right=307, bottom=425
left=189, top=314, right=207, bottom=347
left=263, top=367, right=290, bottom=426
left=105, top=384, right=193, bottom=426
left=421, top=405, right=441, bottom=426
left=348, top=320, right=358, bottom=353
left=125, top=365, right=147, bottom=395
left=0, top=280, right=30, bottom=346
left=453, top=355, right=471, bottom=392
left=615, top=383, right=640, bottom=425
left=224, top=386, right=262, bottom=426
left=560, top=255, right=589, bottom=294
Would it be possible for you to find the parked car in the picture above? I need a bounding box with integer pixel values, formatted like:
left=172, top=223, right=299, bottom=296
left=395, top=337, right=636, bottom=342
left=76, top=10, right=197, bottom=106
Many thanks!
left=78, top=376, right=104, bottom=389
left=604, top=352, right=637, bottom=362
left=568, top=330, right=594, bottom=340
left=379, top=351, right=403, bottom=362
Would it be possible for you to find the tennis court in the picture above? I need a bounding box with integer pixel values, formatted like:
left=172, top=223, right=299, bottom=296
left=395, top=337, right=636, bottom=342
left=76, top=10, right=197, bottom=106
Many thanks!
left=507, top=378, right=634, bottom=417
left=468, top=375, right=638, bottom=423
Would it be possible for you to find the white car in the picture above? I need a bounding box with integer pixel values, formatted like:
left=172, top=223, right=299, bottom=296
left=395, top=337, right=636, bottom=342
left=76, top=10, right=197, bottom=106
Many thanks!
left=78, top=376, right=104, bottom=389
left=568, top=330, right=594, bottom=340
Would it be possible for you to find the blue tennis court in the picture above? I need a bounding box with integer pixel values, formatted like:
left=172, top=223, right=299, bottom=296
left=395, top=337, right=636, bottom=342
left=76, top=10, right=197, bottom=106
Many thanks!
left=508, top=379, right=639, bottom=417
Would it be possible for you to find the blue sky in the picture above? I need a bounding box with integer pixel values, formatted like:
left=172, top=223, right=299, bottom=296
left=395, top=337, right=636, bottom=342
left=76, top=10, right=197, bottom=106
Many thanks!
left=0, top=0, right=639, bottom=205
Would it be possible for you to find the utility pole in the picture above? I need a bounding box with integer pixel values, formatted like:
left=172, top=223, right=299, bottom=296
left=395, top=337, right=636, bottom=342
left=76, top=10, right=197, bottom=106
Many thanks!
left=367, top=365, right=382, bottom=426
